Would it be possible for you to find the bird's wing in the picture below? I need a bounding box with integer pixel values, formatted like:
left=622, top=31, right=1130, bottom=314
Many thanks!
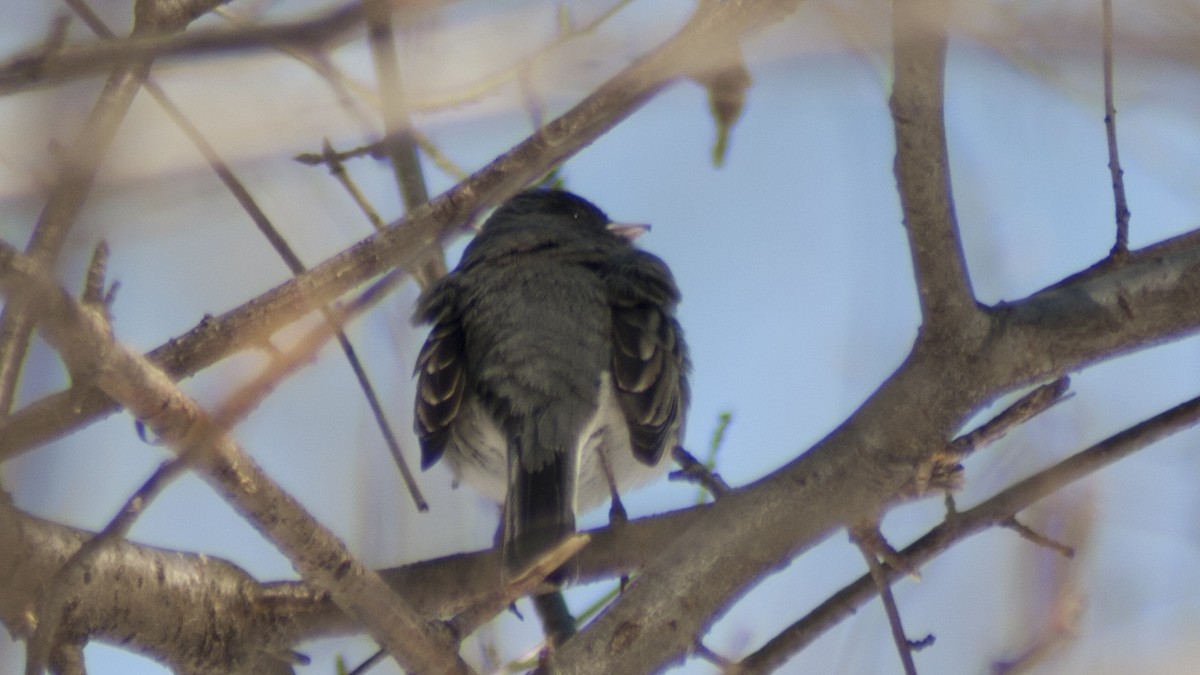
left=413, top=279, right=468, bottom=469
left=609, top=253, right=690, bottom=465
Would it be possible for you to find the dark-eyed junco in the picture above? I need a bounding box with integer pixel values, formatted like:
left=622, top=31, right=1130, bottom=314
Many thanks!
left=413, top=188, right=690, bottom=582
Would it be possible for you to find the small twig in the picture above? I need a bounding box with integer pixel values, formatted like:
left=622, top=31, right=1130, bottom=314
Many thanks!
left=696, top=411, right=733, bottom=503
left=448, top=534, right=590, bottom=640
left=365, top=0, right=444, bottom=289
left=670, top=445, right=732, bottom=499
left=415, top=0, right=637, bottom=112
left=1102, top=0, right=1131, bottom=259
left=856, top=541, right=919, bottom=675
left=692, top=640, right=734, bottom=669
left=319, top=138, right=387, bottom=231
left=66, top=0, right=428, bottom=513
left=1002, top=517, right=1075, bottom=559
left=948, top=377, right=1071, bottom=458
left=850, top=524, right=919, bottom=580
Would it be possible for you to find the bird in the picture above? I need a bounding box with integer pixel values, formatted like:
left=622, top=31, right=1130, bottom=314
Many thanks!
left=413, top=188, right=690, bottom=585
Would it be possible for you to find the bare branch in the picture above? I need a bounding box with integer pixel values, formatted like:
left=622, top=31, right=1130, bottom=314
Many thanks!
left=735, top=388, right=1200, bottom=673
left=0, top=3, right=366, bottom=94
left=890, top=0, right=979, bottom=335
left=1102, top=0, right=1131, bottom=258
left=1002, top=517, right=1075, bottom=559
left=0, top=243, right=470, bottom=674
left=552, top=225, right=1200, bottom=673
left=0, top=0, right=229, bottom=419
left=365, top=0, right=445, bottom=288
left=855, top=540, right=919, bottom=675
left=0, top=0, right=795, bottom=459
left=947, top=377, right=1070, bottom=458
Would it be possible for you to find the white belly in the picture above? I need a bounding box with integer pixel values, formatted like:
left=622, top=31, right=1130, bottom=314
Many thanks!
left=442, top=372, right=670, bottom=513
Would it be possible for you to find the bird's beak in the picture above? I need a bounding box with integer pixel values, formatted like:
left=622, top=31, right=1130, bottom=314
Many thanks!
left=607, top=222, right=651, bottom=241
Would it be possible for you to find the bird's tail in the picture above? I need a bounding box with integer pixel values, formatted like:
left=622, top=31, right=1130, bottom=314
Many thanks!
left=503, top=445, right=577, bottom=584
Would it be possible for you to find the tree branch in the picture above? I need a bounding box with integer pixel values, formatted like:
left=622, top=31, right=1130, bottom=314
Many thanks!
left=0, top=0, right=228, bottom=416
left=549, top=227, right=1200, bottom=672
left=735, top=387, right=1200, bottom=672
left=0, top=0, right=800, bottom=459
left=890, top=0, right=979, bottom=335
left=0, top=243, right=470, bottom=674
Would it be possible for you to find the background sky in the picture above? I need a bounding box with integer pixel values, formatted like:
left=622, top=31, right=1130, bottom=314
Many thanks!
left=2, top=1, right=1200, bottom=673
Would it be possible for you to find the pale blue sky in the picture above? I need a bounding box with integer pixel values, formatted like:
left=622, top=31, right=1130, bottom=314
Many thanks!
left=2, top=1, right=1200, bottom=673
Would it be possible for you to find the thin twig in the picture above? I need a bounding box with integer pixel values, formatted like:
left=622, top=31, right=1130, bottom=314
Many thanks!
left=318, top=139, right=387, bottom=231
left=65, top=0, right=428, bottom=512
left=365, top=0, right=447, bottom=291
left=856, top=542, right=919, bottom=675
left=670, top=446, right=732, bottom=499
left=0, top=3, right=367, bottom=95
left=1002, top=517, right=1075, bottom=559
left=1102, top=0, right=1131, bottom=258
left=948, top=377, right=1070, bottom=458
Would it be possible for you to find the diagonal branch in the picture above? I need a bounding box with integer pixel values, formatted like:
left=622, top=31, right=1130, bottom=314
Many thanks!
left=735, top=387, right=1200, bottom=672
left=0, top=0, right=229, bottom=416
left=890, top=0, right=979, bottom=335
left=0, top=0, right=798, bottom=459
left=0, top=243, right=470, bottom=673
left=550, top=226, right=1200, bottom=673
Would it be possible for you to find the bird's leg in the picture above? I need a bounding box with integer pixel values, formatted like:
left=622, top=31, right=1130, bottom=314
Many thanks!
left=599, top=449, right=627, bottom=526
left=533, top=591, right=577, bottom=648
left=598, top=449, right=632, bottom=592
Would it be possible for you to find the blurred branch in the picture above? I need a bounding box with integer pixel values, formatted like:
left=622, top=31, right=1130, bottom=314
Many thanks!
left=5, top=368, right=1200, bottom=672
left=0, top=3, right=367, bottom=94
left=0, top=242, right=468, bottom=674
left=0, top=0, right=794, bottom=459
left=364, top=0, right=446, bottom=288
left=0, top=0, right=227, bottom=417
left=890, top=0, right=980, bottom=336
left=416, top=0, right=636, bottom=111
left=63, top=0, right=428, bottom=513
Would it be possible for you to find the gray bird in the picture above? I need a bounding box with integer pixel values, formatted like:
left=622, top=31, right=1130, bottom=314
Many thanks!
left=413, top=188, right=690, bottom=582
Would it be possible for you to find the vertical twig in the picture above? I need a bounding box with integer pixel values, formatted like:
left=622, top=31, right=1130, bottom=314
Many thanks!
left=889, top=0, right=979, bottom=335
left=857, top=545, right=919, bottom=675
left=0, top=0, right=225, bottom=417
left=1102, top=0, right=1131, bottom=259
left=365, top=0, right=445, bottom=286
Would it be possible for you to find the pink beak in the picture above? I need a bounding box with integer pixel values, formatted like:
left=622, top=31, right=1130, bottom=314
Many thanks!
left=607, top=222, right=651, bottom=241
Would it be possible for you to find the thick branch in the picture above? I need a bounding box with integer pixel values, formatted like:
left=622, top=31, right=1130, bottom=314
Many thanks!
left=737, top=388, right=1200, bottom=672
left=551, top=231, right=1200, bottom=673
left=0, top=499, right=708, bottom=672
left=890, top=0, right=979, bottom=334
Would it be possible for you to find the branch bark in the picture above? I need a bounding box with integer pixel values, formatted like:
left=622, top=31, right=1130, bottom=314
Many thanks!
left=0, top=243, right=470, bottom=674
